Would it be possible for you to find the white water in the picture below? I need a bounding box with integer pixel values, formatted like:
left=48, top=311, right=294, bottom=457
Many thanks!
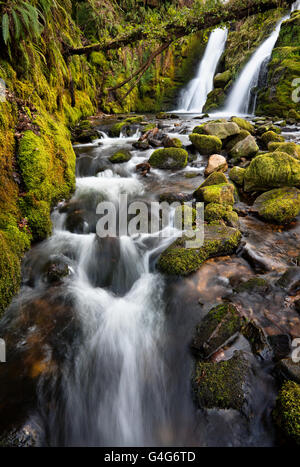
left=224, top=1, right=300, bottom=115
left=175, top=28, right=228, bottom=113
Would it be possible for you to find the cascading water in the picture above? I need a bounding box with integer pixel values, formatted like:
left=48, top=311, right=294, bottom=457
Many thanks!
left=224, top=0, right=300, bottom=115
left=175, top=28, right=228, bottom=113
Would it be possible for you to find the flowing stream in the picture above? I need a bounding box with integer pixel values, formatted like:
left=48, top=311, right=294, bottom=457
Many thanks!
left=175, top=28, right=228, bottom=113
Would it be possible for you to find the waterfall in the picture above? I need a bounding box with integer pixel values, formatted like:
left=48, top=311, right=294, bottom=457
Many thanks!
left=224, top=1, right=299, bottom=115
left=175, top=27, right=228, bottom=113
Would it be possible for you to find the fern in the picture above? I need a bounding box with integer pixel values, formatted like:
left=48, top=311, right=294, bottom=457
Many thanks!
left=2, top=12, right=10, bottom=45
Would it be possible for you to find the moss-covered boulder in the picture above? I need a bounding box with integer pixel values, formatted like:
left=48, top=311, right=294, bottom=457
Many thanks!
left=261, top=130, right=285, bottom=147
left=213, top=70, right=232, bottom=88
left=109, top=149, right=132, bottom=164
left=273, top=381, right=300, bottom=446
left=195, top=172, right=228, bottom=191
left=277, top=359, right=300, bottom=384
left=203, top=88, right=226, bottom=112
left=174, top=205, right=197, bottom=230
left=204, top=203, right=239, bottom=227
left=109, top=116, right=143, bottom=137
left=229, top=166, right=246, bottom=186
left=157, top=224, right=241, bottom=275
left=192, top=352, right=250, bottom=411
left=231, top=117, right=255, bottom=134
left=225, top=130, right=250, bottom=152
left=229, top=135, right=259, bottom=161
left=189, top=133, right=222, bottom=155
left=268, top=142, right=300, bottom=159
left=195, top=183, right=235, bottom=205
left=243, top=152, right=300, bottom=192
left=149, top=148, right=188, bottom=169
left=253, top=187, right=300, bottom=224
left=192, top=303, right=244, bottom=358
left=162, top=136, right=182, bottom=148
left=200, top=121, right=240, bottom=140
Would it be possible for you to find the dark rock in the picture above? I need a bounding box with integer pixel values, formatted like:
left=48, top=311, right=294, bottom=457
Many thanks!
left=242, top=321, right=271, bottom=359
left=158, top=192, right=193, bottom=203
left=132, top=140, right=150, bottom=150
left=277, top=267, right=300, bottom=295
left=295, top=299, right=300, bottom=314
left=268, top=334, right=291, bottom=361
left=277, top=359, right=300, bottom=384
left=136, top=162, right=151, bottom=177
left=45, top=259, right=69, bottom=284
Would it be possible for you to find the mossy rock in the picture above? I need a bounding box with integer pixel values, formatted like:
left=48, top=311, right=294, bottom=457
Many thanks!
left=229, top=166, right=246, bottom=186
left=253, top=187, right=300, bottom=224
left=204, top=203, right=238, bottom=227
left=244, top=152, right=300, bottom=192
left=231, top=117, right=255, bottom=134
left=109, top=116, right=143, bottom=137
left=195, top=183, right=235, bottom=205
left=261, top=131, right=285, bottom=147
left=192, top=303, right=244, bottom=358
left=225, top=130, right=250, bottom=152
left=268, top=142, right=300, bottom=159
left=174, top=205, right=197, bottom=230
left=213, top=70, right=232, bottom=88
left=163, top=137, right=182, bottom=148
left=273, top=381, right=300, bottom=446
left=235, top=277, right=269, bottom=294
left=192, top=352, right=250, bottom=411
left=277, top=359, right=300, bottom=384
left=19, top=193, right=52, bottom=241
left=200, top=122, right=240, bottom=140
left=149, top=148, right=188, bottom=169
left=157, top=224, right=241, bottom=275
left=203, top=88, right=226, bottom=112
left=189, top=133, right=222, bottom=155
left=195, top=172, right=228, bottom=193
left=229, top=135, right=259, bottom=161
left=109, top=150, right=132, bottom=164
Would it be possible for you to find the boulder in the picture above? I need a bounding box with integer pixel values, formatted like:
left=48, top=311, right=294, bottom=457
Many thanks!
left=192, top=303, right=244, bottom=358
left=189, top=133, right=222, bottom=155
left=203, top=89, right=226, bottom=112
left=197, top=121, right=240, bottom=140
left=253, top=187, right=300, bottom=224
left=45, top=259, right=69, bottom=284
left=157, top=224, right=241, bottom=275
left=162, top=136, right=182, bottom=148
left=273, top=381, right=300, bottom=446
left=149, top=148, right=188, bottom=169
left=195, top=183, right=235, bottom=205
left=244, top=152, right=300, bottom=192
left=136, top=162, right=151, bottom=176
left=204, top=203, right=239, bottom=227
left=109, top=149, right=132, bottom=163
left=213, top=70, right=232, bottom=88
left=229, top=166, right=246, bottom=186
left=225, top=130, right=250, bottom=152
left=204, top=154, right=228, bottom=176
left=195, top=171, right=227, bottom=191
left=231, top=117, right=255, bottom=134
left=277, top=267, right=300, bottom=295
left=277, top=359, right=300, bottom=384
left=261, top=130, right=285, bottom=147
left=229, top=135, right=259, bottom=161
left=174, top=205, right=197, bottom=230
left=268, top=142, right=300, bottom=159
left=192, top=352, right=251, bottom=412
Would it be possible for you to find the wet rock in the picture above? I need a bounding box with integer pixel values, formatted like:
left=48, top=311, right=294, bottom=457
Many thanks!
left=192, top=303, right=244, bottom=358
left=45, top=259, right=69, bottom=284
left=243, top=152, right=300, bottom=192
left=204, top=154, right=228, bottom=176
left=229, top=135, right=259, bottom=161
left=189, top=133, right=222, bottom=155
left=277, top=359, right=300, bottom=384
left=198, top=121, right=240, bottom=140
left=158, top=192, right=193, bottom=204
left=0, top=424, right=38, bottom=447
left=240, top=244, right=272, bottom=273
left=277, top=267, right=300, bottom=295
left=132, top=140, right=150, bottom=150
left=174, top=205, right=196, bottom=230
left=252, top=187, right=300, bottom=224
left=192, top=351, right=251, bottom=412
left=242, top=321, right=271, bottom=359
left=136, top=161, right=151, bottom=176
left=213, top=70, right=232, bottom=88
left=268, top=334, right=291, bottom=361
left=235, top=277, right=270, bottom=294
left=162, top=136, right=182, bottom=148
left=109, top=116, right=143, bottom=137
left=229, top=166, right=246, bottom=186
left=273, top=381, right=300, bottom=446
left=65, top=209, right=86, bottom=233
left=261, top=130, right=285, bottom=148
left=157, top=224, right=241, bottom=275
left=295, top=299, right=300, bottom=314
left=231, top=117, right=255, bottom=134
left=194, top=183, right=235, bottom=206
left=109, top=149, right=132, bottom=164
left=149, top=148, right=188, bottom=169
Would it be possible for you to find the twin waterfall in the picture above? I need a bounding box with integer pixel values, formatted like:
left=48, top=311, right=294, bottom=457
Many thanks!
left=176, top=1, right=300, bottom=115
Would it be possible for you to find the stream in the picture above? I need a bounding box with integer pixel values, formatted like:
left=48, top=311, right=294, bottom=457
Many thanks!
left=0, top=114, right=299, bottom=447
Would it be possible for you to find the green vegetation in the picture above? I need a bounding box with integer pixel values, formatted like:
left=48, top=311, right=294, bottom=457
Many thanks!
left=189, top=133, right=222, bottom=155
left=149, top=148, right=188, bottom=169
left=274, top=381, right=300, bottom=445
left=253, top=187, right=300, bottom=224
left=109, top=149, right=132, bottom=163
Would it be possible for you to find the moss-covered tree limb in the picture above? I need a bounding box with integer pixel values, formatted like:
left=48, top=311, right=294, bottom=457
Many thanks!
left=65, top=0, right=294, bottom=57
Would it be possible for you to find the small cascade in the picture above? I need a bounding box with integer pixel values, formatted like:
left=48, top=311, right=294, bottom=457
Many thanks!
left=175, top=28, right=228, bottom=113
left=224, top=1, right=299, bottom=115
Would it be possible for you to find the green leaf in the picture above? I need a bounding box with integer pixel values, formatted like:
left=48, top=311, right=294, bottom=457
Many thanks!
left=12, top=10, right=21, bottom=40
left=2, top=13, right=10, bottom=45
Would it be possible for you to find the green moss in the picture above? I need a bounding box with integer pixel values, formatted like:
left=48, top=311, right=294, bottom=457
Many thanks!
left=274, top=381, right=300, bottom=446
left=235, top=277, right=269, bottom=293
left=109, top=116, right=144, bottom=137
left=225, top=130, right=250, bottom=152
left=109, top=150, right=131, bottom=164
left=229, top=166, right=246, bottom=186
left=261, top=131, right=285, bottom=147
left=231, top=117, right=255, bottom=134
left=192, top=303, right=244, bottom=358
left=189, top=133, right=222, bottom=155
left=174, top=205, right=197, bottom=230
left=149, top=148, right=188, bottom=169
left=200, top=121, right=240, bottom=140
left=213, top=70, right=232, bottom=88
left=195, top=183, right=235, bottom=206
left=164, top=137, right=182, bottom=148
left=244, top=152, right=300, bottom=192
left=195, top=172, right=228, bottom=194
left=157, top=224, right=241, bottom=275
left=229, top=135, right=259, bottom=161
left=253, top=187, right=300, bottom=224
left=142, top=123, right=156, bottom=133
left=268, top=142, right=300, bottom=159
left=192, top=352, right=249, bottom=411
left=203, top=88, right=226, bottom=112
left=18, top=193, right=52, bottom=241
